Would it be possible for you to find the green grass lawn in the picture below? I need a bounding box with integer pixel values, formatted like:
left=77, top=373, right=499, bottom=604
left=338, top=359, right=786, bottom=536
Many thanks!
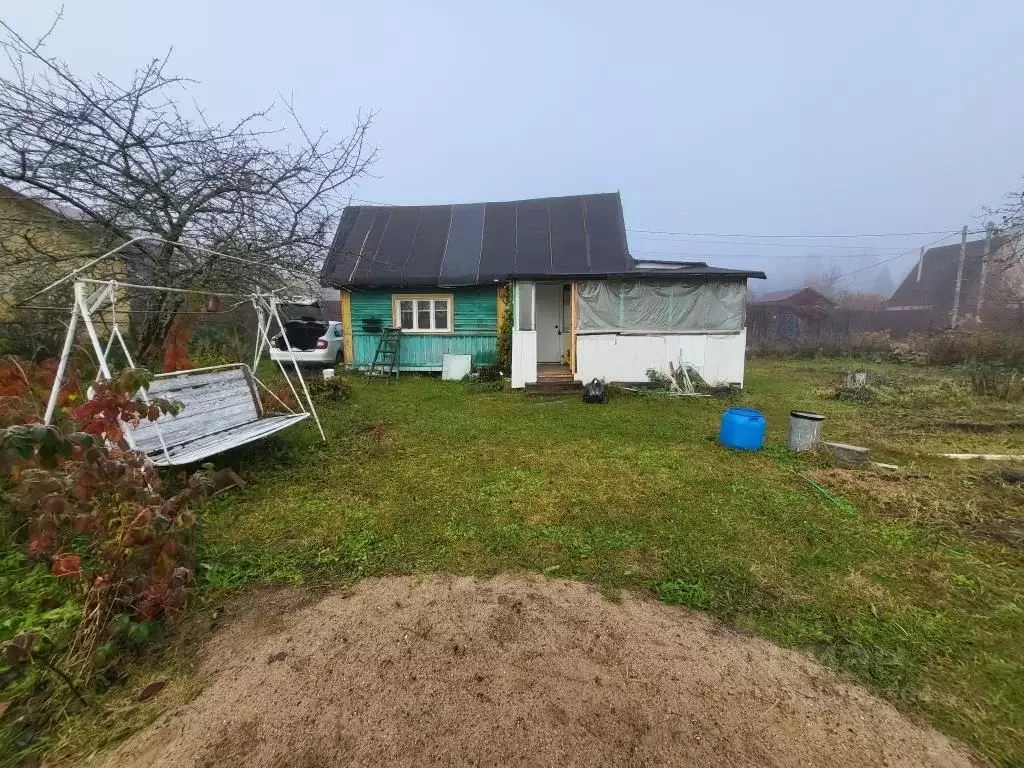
left=166, top=360, right=1023, bottom=765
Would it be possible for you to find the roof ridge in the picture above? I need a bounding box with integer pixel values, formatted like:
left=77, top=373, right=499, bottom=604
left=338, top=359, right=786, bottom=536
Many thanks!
left=344, top=191, right=621, bottom=210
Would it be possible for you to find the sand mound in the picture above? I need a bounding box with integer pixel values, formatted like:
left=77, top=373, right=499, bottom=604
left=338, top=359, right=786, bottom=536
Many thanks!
left=98, top=575, right=976, bottom=767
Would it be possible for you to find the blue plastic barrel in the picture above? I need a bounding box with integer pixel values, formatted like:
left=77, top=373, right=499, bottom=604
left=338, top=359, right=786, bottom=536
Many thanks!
left=719, top=407, right=766, bottom=451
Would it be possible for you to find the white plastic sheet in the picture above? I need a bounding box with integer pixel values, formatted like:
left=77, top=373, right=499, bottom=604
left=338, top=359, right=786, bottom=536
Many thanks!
left=576, top=279, right=746, bottom=333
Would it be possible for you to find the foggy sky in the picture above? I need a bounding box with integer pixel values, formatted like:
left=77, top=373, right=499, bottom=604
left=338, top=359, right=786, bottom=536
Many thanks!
left=5, top=1, right=1024, bottom=292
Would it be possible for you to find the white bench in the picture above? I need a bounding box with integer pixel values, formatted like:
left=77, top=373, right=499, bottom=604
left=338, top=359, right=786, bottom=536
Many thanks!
left=128, top=365, right=309, bottom=466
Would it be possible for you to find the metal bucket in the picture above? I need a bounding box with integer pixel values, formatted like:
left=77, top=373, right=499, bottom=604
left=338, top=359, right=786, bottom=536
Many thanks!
left=788, top=411, right=825, bottom=452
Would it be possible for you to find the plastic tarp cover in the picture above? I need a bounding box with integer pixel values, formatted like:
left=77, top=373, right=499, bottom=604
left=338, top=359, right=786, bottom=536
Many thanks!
left=577, top=279, right=746, bottom=333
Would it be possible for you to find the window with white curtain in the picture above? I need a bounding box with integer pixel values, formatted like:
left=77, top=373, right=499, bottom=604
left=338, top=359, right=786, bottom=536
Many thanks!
left=392, top=295, right=453, bottom=333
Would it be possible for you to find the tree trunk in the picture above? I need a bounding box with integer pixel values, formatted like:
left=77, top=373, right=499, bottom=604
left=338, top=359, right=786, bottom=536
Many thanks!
left=133, top=293, right=184, bottom=368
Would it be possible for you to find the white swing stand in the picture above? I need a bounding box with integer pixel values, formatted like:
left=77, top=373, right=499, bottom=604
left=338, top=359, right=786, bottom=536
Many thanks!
left=42, top=278, right=325, bottom=467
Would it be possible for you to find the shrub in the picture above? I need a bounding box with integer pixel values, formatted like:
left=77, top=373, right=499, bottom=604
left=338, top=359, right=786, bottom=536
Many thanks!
left=832, top=385, right=878, bottom=403
left=748, top=328, right=1024, bottom=365
left=496, top=284, right=512, bottom=373
left=303, top=374, right=352, bottom=403
left=0, top=311, right=69, bottom=362
left=646, top=368, right=673, bottom=389
left=646, top=365, right=707, bottom=392
left=748, top=331, right=894, bottom=361
left=964, top=362, right=1024, bottom=401
left=1, top=366, right=211, bottom=675
left=475, top=365, right=504, bottom=382
left=0, top=355, right=84, bottom=427
left=260, top=383, right=296, bottom=412
left=190, top=325, right=249, bottom=369
left=884, top=330, right=1024, bottom=367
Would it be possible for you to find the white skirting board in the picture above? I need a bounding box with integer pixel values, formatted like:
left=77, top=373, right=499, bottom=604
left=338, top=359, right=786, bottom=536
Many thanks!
left=574, top=330, right=747, bottom=386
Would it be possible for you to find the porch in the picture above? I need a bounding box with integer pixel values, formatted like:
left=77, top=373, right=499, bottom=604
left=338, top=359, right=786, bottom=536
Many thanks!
left=526, top=362, right=580, bottom=395
left=511, top=280, right=577, bottom=389
left=510, top=277, right=752, bottom=389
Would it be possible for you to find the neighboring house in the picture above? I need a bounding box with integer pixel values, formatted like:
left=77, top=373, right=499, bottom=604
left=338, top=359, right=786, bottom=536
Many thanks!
left=748, top=287, right=836, bottom=341
left=0, top=183, right=121, bottom=319
left=319, top=192, right=765, bottom=387
left=753, top=287, right=836, bottom=313
left=886, top=233, right=1024, bottom=329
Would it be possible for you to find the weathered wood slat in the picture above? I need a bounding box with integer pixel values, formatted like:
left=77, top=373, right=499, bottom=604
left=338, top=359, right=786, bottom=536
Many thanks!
left=149, top=413, right=309, bottom=466
left=131, top=369, right=259, bottom=451
left=131, top=401, right=261, bottom=451
left=148, top=376, right=252, bottom=401
left=147, top=369, right=251, bottom=393
left=152, top=380, right=254, bottom=413
left=146, top=379, right=256, bottom=414
left=115, top=366, right=307, bottom=464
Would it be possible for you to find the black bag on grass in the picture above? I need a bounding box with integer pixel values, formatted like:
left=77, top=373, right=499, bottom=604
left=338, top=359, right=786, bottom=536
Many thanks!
left=582, top=378, right=608, bottom=404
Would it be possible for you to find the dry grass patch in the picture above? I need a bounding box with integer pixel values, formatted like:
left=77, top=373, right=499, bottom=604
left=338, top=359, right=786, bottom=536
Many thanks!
left=808, top=466, right=1024, bottom=548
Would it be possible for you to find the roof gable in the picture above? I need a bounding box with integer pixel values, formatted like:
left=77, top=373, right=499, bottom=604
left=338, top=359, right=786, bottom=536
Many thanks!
left=887, top=235, right=1008, bottom=311
left=754, top=287, right=835, bottom=307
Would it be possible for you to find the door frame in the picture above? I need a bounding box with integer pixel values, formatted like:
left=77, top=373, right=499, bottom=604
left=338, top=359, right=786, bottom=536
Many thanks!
left=534, top=282, right=567, bottom=363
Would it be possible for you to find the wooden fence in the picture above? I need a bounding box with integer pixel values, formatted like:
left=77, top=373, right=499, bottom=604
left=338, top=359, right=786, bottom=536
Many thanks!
left=746, top=304, right=945, bottom=346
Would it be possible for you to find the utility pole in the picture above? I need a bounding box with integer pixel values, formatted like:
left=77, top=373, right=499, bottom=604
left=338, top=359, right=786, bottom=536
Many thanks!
left=976, top=225, right=993, bottom=321
left=950, top=225, right=968, bottom=328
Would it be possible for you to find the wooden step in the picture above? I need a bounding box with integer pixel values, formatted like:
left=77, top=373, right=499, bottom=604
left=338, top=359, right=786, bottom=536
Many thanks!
left=526, top=380, right=581, bottom=396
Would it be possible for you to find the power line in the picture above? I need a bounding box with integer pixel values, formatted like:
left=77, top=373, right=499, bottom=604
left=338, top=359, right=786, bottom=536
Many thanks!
left=759, top=231, right=965, bottom=296
left=626, top=228, right=976, bottom=239
left=835, top=232, right=964, bottom=282
left=628, top=235, right=937, bottom=250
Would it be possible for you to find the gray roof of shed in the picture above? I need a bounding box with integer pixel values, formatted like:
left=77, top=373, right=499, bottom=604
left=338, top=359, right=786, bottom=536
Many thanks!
left=320, top=193, right=764, bottom=288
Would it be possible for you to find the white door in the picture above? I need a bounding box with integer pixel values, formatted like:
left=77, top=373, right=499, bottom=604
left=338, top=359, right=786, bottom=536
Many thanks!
left=535, top=283, right=563, bottom=362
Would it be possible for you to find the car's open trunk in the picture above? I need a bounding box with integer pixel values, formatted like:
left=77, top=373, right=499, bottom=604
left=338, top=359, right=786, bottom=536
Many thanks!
left=276, top=303, right=327, bottom=351
left=275, top=320, right=328, bottom=351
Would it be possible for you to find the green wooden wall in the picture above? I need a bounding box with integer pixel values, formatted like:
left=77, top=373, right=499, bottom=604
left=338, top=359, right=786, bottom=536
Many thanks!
left=349, top=287, right=497, bottom=369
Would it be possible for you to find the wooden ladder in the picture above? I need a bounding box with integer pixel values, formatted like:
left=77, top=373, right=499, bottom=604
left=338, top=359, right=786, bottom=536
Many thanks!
left=366, top=326, right=402, bottom=381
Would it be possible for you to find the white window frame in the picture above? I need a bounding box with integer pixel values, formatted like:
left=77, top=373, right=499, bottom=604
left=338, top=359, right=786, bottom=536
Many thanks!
left=392, top=294, right=454, bottom=334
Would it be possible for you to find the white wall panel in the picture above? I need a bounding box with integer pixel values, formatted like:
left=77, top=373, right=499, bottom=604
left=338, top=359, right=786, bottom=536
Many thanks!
left=511, top=330, right=537, bottom=388
left=575, top=331, right=746, bottom=385
left=702, top=330, right=747, bottom=386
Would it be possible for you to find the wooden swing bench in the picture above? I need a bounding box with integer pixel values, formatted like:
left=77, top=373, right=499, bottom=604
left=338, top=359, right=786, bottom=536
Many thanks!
left=128, top=365, right=309, bottom=467
left=38, top=242, right=326, bottom=465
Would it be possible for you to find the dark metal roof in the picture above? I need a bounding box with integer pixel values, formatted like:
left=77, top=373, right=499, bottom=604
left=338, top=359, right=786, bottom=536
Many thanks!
left=887, top=235, right=1008, bottom=311
left=319, top=193, right=765, bottom=287
left=320, top=193, right=630, bottom=287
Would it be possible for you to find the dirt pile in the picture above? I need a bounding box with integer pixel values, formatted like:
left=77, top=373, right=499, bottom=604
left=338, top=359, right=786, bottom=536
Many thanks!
left=97, top=575, right=977, bottom=767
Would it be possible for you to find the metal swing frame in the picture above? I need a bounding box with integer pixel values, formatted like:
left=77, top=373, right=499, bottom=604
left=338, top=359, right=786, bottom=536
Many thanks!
left=35, top=238, right=326, bottom=466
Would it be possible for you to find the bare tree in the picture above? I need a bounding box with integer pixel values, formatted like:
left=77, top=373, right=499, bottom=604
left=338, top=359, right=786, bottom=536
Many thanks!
left=983, top=193, right=1024, bottom=329
left=990, top=186, right=1024, bottom=254
left=807, top=263, right=846, bottom=303
left=0, top=14, right=375, bottom=361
